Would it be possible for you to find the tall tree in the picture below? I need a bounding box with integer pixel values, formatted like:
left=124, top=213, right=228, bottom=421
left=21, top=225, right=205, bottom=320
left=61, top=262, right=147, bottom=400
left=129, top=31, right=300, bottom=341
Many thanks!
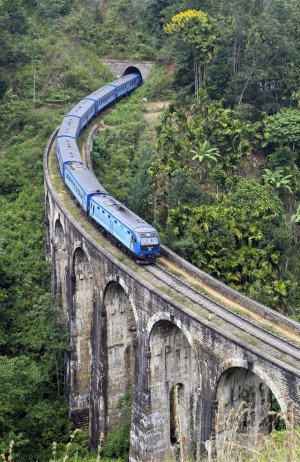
left=165, top=9, right=220, bottom=96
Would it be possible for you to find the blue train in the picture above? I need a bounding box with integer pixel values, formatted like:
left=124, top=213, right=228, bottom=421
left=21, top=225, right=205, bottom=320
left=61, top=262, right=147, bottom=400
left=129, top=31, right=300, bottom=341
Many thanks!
left=56, top=72, right=161, bottom=263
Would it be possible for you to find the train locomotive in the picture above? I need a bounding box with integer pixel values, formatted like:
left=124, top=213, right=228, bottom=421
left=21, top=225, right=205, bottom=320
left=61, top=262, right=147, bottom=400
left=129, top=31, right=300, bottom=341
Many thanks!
left=56, top=72, right=161, bottom=263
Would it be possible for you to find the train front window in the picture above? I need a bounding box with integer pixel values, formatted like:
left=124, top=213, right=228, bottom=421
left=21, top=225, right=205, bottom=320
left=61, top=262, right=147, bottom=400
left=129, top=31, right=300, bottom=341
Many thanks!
left=141, top=236, right=159, bottom=246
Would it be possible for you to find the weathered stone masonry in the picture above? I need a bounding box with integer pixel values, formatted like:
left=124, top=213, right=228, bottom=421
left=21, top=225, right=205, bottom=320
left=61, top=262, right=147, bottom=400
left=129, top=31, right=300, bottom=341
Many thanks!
left=45, top=127, right=300, bottom=461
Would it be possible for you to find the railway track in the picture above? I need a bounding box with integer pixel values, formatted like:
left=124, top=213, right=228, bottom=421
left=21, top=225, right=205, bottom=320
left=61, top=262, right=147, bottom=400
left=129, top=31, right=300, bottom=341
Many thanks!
left=49, top=112, right=300, bottom=372
left=141, top=260, right=300, bottom=368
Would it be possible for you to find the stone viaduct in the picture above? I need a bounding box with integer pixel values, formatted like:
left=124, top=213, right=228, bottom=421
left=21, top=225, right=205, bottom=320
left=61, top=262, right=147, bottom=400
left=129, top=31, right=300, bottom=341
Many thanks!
left=44, top=64, right=300, bottom=461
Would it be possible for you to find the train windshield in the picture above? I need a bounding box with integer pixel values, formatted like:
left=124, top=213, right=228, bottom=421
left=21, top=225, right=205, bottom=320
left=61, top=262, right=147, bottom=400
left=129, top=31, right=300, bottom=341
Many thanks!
left=140, top=236, right=159, bottom=246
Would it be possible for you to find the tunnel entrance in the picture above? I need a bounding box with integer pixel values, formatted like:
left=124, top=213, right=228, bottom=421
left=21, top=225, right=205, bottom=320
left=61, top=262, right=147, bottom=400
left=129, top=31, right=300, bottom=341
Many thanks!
left=123, top=66, right=142, bottom=81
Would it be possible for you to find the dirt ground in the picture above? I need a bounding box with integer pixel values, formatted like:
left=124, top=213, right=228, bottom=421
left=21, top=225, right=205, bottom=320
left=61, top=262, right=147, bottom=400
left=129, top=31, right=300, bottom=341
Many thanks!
left=143, top=101, right=170, bottom=127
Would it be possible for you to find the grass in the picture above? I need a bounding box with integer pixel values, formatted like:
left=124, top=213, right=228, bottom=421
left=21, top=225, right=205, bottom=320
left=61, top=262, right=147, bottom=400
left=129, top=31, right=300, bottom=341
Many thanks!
left=2, top=421, right=299, bottom=462
left=233, top=332, right=260, bottom=348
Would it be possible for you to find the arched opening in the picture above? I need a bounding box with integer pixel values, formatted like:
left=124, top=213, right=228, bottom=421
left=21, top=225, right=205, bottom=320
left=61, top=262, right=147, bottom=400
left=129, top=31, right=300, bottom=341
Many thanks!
left=215, top=367, right=282, bottom=451
left=103, top=281, right=136, bottom=431
left=123, top=66, right=142, bottom=81
left=54, top=219, right=65, bottom=248
left=148, top=320, right=198, bottom=461
left=170, top=383, right=185, bottom=446
left=68, top=247, right=94, bottom=425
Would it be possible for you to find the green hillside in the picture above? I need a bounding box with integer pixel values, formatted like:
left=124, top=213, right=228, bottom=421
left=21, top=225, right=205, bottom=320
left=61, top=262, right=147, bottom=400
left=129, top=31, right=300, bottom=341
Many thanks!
left=0, top=1, right=300, bottom=460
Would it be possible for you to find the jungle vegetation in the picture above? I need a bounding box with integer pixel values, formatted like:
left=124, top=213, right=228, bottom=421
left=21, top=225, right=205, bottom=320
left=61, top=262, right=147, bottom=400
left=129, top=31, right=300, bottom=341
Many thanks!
left=0, top=0, right=300, bottom=460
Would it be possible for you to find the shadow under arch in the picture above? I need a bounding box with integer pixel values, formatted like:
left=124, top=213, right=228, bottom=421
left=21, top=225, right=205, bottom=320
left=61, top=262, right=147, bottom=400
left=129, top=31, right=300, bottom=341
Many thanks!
left=54, top=218, right=65, bottom=247
left=217, top=358, right=287, bottom=416
left=215, top=360, right=285, bottom=452
left=147, top=311, right=193, bottom=348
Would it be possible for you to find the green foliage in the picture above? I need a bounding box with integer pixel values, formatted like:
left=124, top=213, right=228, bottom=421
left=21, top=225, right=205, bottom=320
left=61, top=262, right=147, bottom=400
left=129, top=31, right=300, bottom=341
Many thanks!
left=154, top=0, right=300, bottom=112
left=0, top=70, right=9, bottom=100
left=101, top=387, right=133, bottom=461
left=0, top=80, right=75, bottom=460
left=92, top=99, right=147, bottom=204
left=0, top=1, right=299, bottom=460
left=262, top=168, right=293, bottom=195
left=137, top=65, right=175, bottom=101
left=95, top=0, right=157, bottom=59
left=263, top=108, right=300, bottom=148
left=0, top=100, right=33, bottom=138
left=0, top=355, right=70, bottom=461
left=36, top=0, right=75, bottom=21
left=167, top=179, right=297, bottom=312
left=165, top=9, right=220, bottom=94
left=128, top=147, right=153, bottom=217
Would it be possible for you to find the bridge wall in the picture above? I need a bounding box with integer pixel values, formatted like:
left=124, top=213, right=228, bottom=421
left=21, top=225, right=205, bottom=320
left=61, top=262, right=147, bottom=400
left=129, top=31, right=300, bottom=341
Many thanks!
left=44, top=132, right=300, bottom=461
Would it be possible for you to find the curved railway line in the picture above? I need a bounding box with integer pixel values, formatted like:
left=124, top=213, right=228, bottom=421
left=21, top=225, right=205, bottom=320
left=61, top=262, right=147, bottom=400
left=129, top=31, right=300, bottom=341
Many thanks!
left=145, top=262, right=300, bottom=363
left=47, top=99, right=300, bottom=374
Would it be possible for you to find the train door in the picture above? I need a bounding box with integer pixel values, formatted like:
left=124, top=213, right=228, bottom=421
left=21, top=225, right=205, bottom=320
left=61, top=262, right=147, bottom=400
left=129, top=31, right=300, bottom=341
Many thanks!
left=90, top=203, right=95, bottom=218
left=130, top=234, right=136, bottom=253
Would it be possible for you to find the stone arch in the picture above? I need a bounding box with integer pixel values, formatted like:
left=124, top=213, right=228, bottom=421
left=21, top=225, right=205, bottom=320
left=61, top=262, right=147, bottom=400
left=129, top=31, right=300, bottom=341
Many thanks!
left=103, top=280, right=137, bottom=431
left=217, top=358, right=287, bottom=414
left=53, top=218, right=68, bottom=318
left=147, top=311, right=193, bottom=346
left=215, top=362, right=284, bottom=450
left=123, top=66, right=142, bottom=81
left=148, top=319, right=199, bottom=461
left=69, top=246, right=94, bottom=426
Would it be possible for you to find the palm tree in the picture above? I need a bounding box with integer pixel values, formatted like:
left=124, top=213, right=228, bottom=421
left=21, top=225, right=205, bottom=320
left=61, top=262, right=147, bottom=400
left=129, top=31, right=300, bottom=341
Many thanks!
left=290, top=204, right=300, bottom=244
left=191, top=140, right=220, bottom=180
left=262, top=168, right=293, bottom=194
left=291, top=204, right=300, bottom=224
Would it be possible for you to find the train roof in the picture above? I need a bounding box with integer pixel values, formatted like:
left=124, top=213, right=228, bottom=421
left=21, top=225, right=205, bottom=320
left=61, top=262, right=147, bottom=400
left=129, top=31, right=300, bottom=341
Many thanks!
left=108, top=73, right=140, bottom=88
left=67, top=98, right=95, bottom=119
left=56, top=137, right=83, bottom=164
left=91, top=195, right=157, bottom=235
left=85, top=85, right=116, bottom=102
left=57, top=116, right=80, bottom=139
left=65, top=162, right=108, bottom=195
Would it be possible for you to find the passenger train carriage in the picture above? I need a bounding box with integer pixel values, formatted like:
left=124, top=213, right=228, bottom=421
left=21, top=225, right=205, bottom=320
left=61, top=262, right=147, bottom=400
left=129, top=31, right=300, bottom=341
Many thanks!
left=55, top=72, right=160, bottom=263
left=57, top=115, right=81, bottom=140
left=56, top=137, right=83, bottom=176
left=85, top=85, right=117, bottom=113
left=64, top=162, right=107, bottom=212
